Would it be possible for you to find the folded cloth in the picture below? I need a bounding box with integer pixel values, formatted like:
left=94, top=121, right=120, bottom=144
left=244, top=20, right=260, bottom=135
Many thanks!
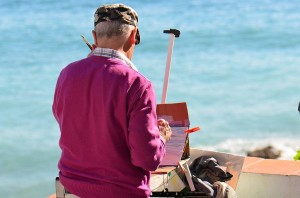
left=213, top=181, right=238, bottom=198
left=189, top=157, right=233, bottom=184
left=192, top=175, right=214, bottom=196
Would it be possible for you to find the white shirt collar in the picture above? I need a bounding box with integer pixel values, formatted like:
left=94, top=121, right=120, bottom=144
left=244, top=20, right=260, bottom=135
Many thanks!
left=92, top=48, right=138, bottom=71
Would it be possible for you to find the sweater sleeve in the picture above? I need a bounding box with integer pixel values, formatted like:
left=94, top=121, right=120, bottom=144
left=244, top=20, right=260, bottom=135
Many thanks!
left=127, top=82, right=166, bottom=171
left=52, top=70, right=63, bottom=122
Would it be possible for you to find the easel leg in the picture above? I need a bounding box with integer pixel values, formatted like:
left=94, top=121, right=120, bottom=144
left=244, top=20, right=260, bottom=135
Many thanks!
left=183, top=162, right=195, bottom=191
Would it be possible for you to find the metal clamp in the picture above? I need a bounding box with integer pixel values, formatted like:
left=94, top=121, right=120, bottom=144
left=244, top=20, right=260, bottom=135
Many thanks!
left=163, top=29, right=181, bottom=37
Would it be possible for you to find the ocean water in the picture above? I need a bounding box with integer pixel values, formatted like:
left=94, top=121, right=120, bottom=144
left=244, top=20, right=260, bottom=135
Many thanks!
left=1, top=0, right=300, bottom=197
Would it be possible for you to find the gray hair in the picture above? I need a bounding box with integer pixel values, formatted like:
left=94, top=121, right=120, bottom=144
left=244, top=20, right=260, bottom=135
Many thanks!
left=94, top=21, right=134, bottom=41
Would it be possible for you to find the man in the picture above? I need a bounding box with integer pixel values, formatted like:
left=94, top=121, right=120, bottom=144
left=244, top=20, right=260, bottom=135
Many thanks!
left=52, top=3, right=172, bottom=198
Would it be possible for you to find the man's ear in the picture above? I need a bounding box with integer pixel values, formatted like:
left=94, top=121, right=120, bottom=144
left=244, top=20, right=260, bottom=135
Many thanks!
left=129, top=28, right=137, bottom=45
left=92, top=30, right=98, bottom=46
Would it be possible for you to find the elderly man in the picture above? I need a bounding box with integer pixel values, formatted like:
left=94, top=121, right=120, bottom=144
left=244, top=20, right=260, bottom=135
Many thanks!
left=52, top=3, right=172, bottom=198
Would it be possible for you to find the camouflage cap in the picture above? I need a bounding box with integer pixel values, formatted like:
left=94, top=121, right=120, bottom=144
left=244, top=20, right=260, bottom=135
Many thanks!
left=94, top=4, right=138, bottom=27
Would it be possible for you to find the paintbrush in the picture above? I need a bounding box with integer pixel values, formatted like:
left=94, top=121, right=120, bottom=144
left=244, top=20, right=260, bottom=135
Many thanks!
left=80, top=35, right=92, bottom=50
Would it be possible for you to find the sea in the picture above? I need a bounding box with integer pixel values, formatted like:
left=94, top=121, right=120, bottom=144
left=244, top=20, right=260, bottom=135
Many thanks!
left=0, top=0, right=300, bottom=197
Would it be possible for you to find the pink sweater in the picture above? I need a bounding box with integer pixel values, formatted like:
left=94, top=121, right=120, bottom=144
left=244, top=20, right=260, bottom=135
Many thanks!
left=53, top=55, right=166, bottom=198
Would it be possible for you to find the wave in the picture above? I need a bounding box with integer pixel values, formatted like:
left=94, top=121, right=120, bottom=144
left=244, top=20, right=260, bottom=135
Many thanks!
left=193, top=137, right=300, bottom=160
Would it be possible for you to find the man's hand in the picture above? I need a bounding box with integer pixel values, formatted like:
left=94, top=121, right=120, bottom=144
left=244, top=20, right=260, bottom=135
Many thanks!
left=158, top=119, right=172, bottom=143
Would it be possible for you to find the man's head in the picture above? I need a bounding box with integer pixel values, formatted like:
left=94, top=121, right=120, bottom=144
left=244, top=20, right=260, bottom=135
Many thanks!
left=92, top=4, right=140, bottom=59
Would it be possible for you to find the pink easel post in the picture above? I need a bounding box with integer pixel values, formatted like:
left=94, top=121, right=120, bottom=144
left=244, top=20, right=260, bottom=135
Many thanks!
left=161, top=29, right=180, bottom=104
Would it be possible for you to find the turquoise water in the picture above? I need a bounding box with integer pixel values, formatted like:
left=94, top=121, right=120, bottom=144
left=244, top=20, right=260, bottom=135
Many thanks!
left=1, top=0, right=300, bottom=197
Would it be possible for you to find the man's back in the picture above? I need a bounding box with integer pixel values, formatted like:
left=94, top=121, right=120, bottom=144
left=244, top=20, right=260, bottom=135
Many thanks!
left=53, top=54, right=165, bottom=197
